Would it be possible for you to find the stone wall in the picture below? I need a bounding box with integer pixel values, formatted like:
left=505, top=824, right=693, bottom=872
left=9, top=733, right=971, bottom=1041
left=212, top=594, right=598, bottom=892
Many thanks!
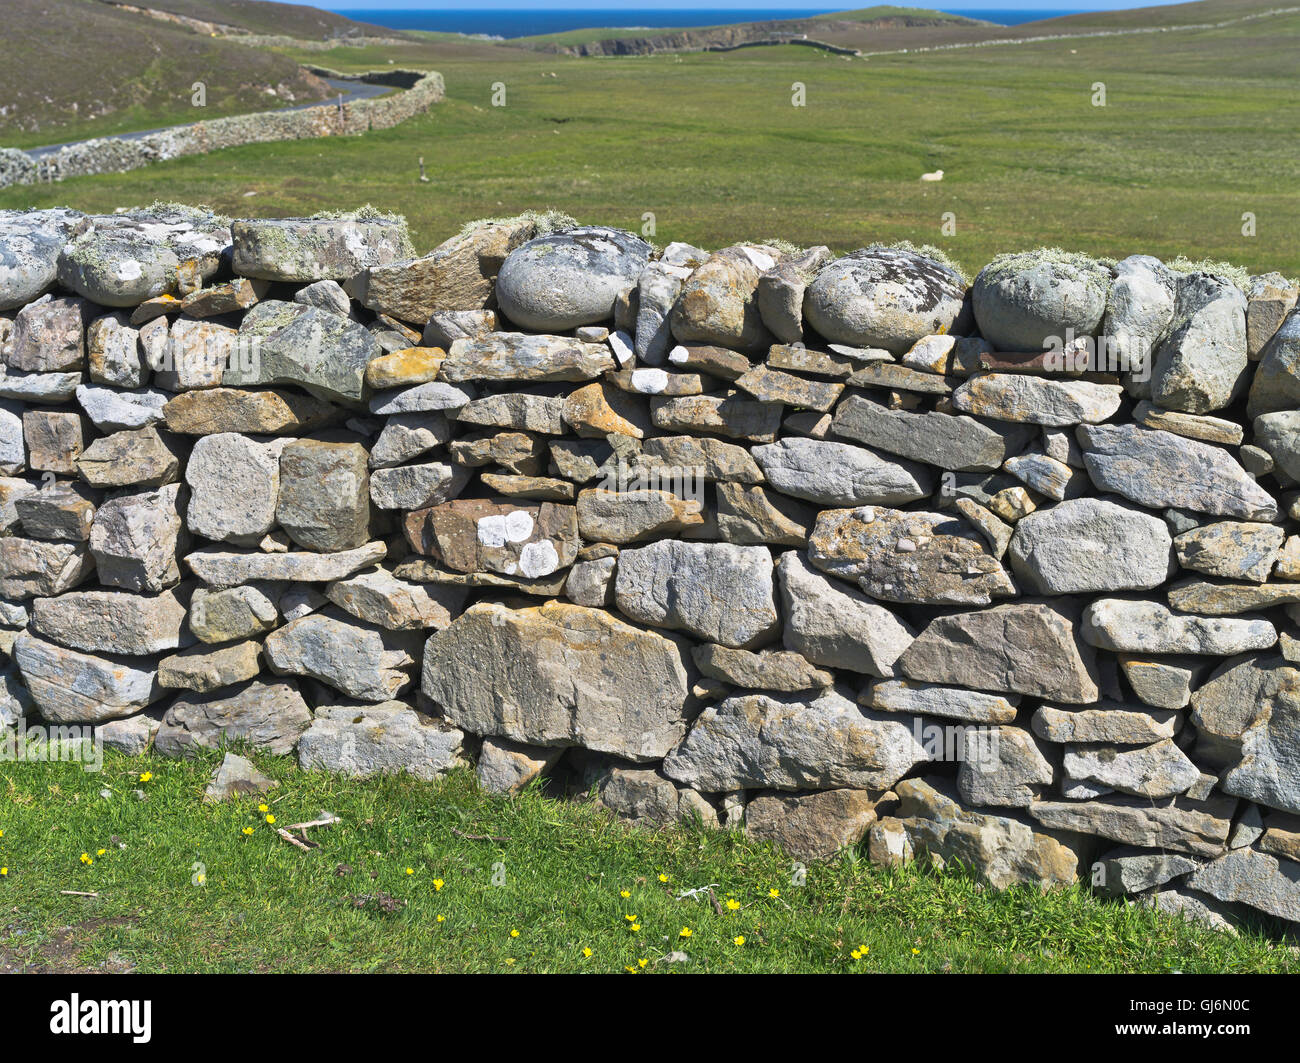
left=2, top=204, right=1300, bottom=934
left=0, top=70, right=443, bottom=189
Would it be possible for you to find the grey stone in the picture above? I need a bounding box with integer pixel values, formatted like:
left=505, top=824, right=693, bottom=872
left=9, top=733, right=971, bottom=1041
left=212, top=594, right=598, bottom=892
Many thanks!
left=159, top=640, right=262, bottom=692
left=972, top=251, right=1111, bottom=352
left=957, top=726, right=1055, bottom=808
left=188, top=582, right=281, bottom=643
left=231, top=216, right=412, bottom=282
left=89, top=483, right=186, bottom=592
left=9, top=294, right=86, bottom=372
left=0, top=537, right=94, bottom=599
left=804, top=247, right=968, bottom=354
left=1102, top=254, right=1177, bottom=396
left=1077, top=424, right=1277, bottom=521
left=476, top=736, right=564, bottom=793
left=1029, top=794, right=1235, bottom=858
left=155, top=678, right=312, bottom=757
left=692, top=643, right=832, bottom=692
left=370, top=412, right=451, bottom=469
left=185, top=433, right=281, bottom=546
left=298, top=704, right=464, bottom=781
left=77, top=426, right=183, bottom=488
left=325, top=567, right=466, bottom=630
left=227, top=301, right=380, bottom=404
left=422, top=600, right=693, bottom=762
left=1064, top=739, right=1200, bottom=799
left=752, top=438, right=932, bottom=507
left=831, top=393, right=1032, bottom=471
left=496, top=226, right=652, bottom=331
left=440, top=332, right=614, bottom=384
left=663, top=687, right=930, bottom=792
left=744, top=788, right=877, bottom=862
left=274, top=439, right=370, bottom=553
left=1093, top=846, right=1200, bottom=897
left=809, top=505, right=1014, bottom=606
left=0, top=208, right=83, bottom=310
left=614, top=540, right=778, bottom=649
left=204, top=752, right=278, bottom=802
left=1174, top=521, right=1285, bottom=583
left=1031, top=702, right=1180, bottom=744
left=264, top=609, right=421, bottom=703
left=1190, top=654, right=1300, bottom=816
left=1151, top=272, right=1248, bottom=414
left=862, top=679, right=1019, bottom=723
left=1082, top=598, right=1276, bottom=654
left=369, top=462, right=469, bottom=511
left=31, top=587, right=188, bottom=655
left=899, top=601, right=1100, bottom=704
left=12, top=633, right=160, bottom=724
left=953, top=374, right=1123, bottom=426
left=75, top=385, right=169, bottom=433
left=184, top=541, right=387, bottom=587
left=670, top=245, right=778, bottom=352
left=1188, top=847, right=1300, bottom=923
left=58, top=207, right=229, bottom=306
left=1008, top=497, right=1173, bottom=594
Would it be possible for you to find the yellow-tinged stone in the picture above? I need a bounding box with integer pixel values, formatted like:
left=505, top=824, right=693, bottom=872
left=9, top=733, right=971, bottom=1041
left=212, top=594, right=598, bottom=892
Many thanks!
left=365, top=347, right=445, bottom=390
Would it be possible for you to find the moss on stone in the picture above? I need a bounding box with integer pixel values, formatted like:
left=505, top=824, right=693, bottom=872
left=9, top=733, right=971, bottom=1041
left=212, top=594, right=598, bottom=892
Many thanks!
left=1166, top=256, right=1252, bottom=291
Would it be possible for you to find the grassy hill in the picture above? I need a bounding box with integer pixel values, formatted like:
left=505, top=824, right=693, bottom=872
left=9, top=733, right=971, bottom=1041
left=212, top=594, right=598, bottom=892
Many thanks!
left=0, top=0, right=352, bottom=146
left=509, top=6, right=991, bottom=53
left=111, top=0, right=396, bottom=38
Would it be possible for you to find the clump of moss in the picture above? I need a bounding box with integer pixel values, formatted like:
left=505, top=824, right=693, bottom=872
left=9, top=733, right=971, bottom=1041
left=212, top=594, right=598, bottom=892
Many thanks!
left=136, top=201, right=231, bottom=225
left=454, top=209, right=578, bottom=243
left=1166, top=255, right=1251, bottom=291
left=757, top=236, right=806, bottom=257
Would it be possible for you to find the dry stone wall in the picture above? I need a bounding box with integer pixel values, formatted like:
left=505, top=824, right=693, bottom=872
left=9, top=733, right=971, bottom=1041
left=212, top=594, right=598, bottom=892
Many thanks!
left=2, top=203, right=1300, bottom=934
left=0, top=70, right=444, bottom=189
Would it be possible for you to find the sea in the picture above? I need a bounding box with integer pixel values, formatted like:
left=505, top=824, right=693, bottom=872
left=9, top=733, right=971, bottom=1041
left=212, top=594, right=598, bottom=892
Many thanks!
left=332, top=8, right=1084, bottom=38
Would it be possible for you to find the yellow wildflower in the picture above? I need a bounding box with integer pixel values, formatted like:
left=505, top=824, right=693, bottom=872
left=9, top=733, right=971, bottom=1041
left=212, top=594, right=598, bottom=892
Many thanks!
left=265, top=814, right=275, bottom=825
left=679, top=927, right=692, bottom=939
left=733, top=935, right=745, bottom=946
left=405, top=867, right=414, bottom=875
left=258, top=804, right=268, bottom=813
left=510, top=929, right=520, bottom=938
left=638, top=958, right=648, bottom=968
left=436, top=915, right=446, bottom=923
left=242, top=827, right=254, bottom=836
left=138, top=772, right=152, bottom=783
left=620, top=889, right=630, bottom=898
left=657, top=874, right=668, bottom=883
left=433, top=879, right=444, bottom=891
left=582, top=947, right=593, bottom=958
left=726, top=898, right=741, bottom=911
left=769, top=888, right=779, bottom=898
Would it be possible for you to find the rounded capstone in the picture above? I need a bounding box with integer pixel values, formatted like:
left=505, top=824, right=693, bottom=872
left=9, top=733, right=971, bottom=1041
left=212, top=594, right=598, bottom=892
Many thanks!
left=972, top=250, right=1113, bottom=353
left=802, top=247, right=968, bottom=354
left=495, top=226, right=653, bottom=331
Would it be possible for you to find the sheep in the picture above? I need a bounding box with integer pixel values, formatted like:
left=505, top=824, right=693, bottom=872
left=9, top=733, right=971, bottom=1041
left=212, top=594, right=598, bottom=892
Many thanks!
left=920, top=169, right=944, bottom=182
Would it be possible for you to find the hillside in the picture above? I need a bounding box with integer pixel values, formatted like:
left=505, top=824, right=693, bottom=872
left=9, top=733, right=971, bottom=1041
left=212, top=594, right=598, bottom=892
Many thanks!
left=99, top=0, right=395, bottom=38
left=511, top=7, right=994, bottom=55
left=0, top=0, right=345, bottom=145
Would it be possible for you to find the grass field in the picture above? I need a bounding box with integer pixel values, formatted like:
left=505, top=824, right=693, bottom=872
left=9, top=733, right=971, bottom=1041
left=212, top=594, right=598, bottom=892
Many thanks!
left=0, top=749, right=1294, bottom=974
left=3, top=1, right=1296, bottom=277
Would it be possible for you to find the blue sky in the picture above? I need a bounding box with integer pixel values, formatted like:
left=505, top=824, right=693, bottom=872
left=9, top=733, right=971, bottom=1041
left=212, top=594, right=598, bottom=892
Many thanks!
left=315, top=1, right=1192, bottom=10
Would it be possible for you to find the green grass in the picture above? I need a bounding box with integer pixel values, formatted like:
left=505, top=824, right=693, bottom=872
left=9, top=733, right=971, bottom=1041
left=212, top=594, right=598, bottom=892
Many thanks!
left=0, top=749, right=1294, bottom=973
left=4, top=5, right=1297, bottom=276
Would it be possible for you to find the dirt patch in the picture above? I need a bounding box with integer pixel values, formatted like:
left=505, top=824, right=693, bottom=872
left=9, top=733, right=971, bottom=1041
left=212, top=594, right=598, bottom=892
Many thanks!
left=0, top=916, right=138, bottom=974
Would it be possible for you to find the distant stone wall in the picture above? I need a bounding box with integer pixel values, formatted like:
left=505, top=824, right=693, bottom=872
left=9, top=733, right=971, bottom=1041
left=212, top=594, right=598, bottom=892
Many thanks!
left=0, top=70, right=443, bottom=189
left=2, top=203, right=1300, bottom=935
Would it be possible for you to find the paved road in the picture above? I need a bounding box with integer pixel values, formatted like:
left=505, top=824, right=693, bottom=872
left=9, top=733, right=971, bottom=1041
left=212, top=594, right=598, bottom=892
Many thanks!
left=22, top=78, right=392, bottom=159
